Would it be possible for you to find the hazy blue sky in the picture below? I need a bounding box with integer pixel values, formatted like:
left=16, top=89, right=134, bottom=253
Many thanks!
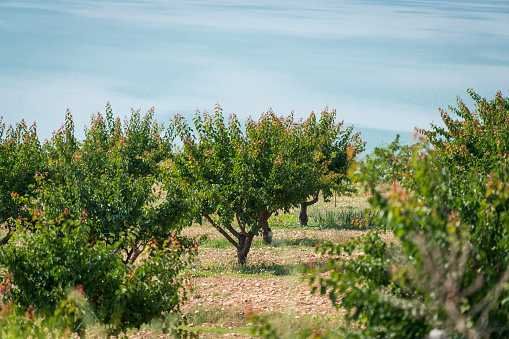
left=1, top=0, right=508, bottom=151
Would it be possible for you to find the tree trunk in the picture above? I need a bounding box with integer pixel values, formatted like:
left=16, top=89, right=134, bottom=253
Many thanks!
left=0, top=224, right=12, bottom=246
left=299, top=194, right=319, bottom=227
left=260, top=211, right=273, bottom=245
left=299, top=202, right=309, bottom=227
left=237, top=232, right=254, bottom=266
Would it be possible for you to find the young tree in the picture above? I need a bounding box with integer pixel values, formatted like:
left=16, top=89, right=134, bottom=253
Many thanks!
left=1, top=106, right=197, bottom=336
left=169, top=105, right=335, bottom=264
left=37, top=106, right=188, bottom=264
left=363, top=133, right=420, bottom=186
left=297, top=109, right=364, bottom=227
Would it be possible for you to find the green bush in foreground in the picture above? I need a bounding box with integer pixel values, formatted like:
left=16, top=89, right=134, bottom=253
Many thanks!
left=302, top=151, right=509, bottom=338
left=0, top=216, right=197, bottom=337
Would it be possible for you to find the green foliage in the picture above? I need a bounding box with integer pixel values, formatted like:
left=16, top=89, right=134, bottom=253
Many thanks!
left=0, top=118, right=45, bottom=243
left=300, top=108, right=365, bottom=200
left=309, top=207, right=376, bottom=230
left=303, top=151, right=509, bottom=338
left=169, top=105, right=352, bottom=263
left=419, top=89, right=509, bottom=190
left=0, top=216, right=197, bottom=336
left=0, top=289, right=85, bottom=339
left=363, top=133, right=421, bottom=185
left=248, top=312, right=340, bottom=338
left=34, top=105, right=190, bottom=264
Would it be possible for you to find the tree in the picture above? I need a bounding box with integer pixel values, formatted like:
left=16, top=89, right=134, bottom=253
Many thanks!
left=297, top=108, right=364, bottom=227
left=35, top=105, right=189, bottom=264
left=0, top=105, right=197, bottom=336
left=0, top=118, right=45, bottom=246
left=363, top=133, right=420, bottom=186
left=418, top=89, right=509, bottom=191
left=169, top=105, right=335, bottom=265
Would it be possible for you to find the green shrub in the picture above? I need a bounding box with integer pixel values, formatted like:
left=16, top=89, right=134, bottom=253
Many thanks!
left=363, top=133, right=421, bottom=185
left=0, top=216, right=197, bottom=336
left=303, top=151, right=509, bottom=338
left=0, top=290, right=84, bottom=339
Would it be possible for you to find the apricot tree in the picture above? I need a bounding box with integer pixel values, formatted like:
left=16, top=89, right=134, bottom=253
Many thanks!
left=296, top=108, right=364, bottom=227
left=170, top=105, right=340, bottom=264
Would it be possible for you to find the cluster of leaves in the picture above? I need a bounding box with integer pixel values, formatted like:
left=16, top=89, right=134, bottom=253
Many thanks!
left=0, top=285, right=86, bottom=339
left=363, top=133, right=421, bottom=185
left=299, top=90, right=509, bottom=339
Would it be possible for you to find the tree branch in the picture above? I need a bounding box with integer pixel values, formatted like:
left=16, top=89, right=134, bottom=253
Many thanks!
left=227, top=224, right=241, bottom=238
left=236, top=215, right=248, bottom=235
left=202, top=212, right=239, bottom=249
left=0, top=229, right=12, bottom=246
left=129, top=243, right=145, bottom=265
left=305, top=194, right=320, bottom=207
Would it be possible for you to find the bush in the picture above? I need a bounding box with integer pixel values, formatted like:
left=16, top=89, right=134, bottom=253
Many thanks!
left=0, top=216, right=197, bottom=336
left=363, top=133, right=421, bottom=185
left=0, top=290, right=83, bottom=339
left=303, top=151, right=509, bottom=338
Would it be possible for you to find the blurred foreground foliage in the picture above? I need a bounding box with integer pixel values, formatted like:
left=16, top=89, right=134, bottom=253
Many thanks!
left=296, top=90, right=509, bottom=339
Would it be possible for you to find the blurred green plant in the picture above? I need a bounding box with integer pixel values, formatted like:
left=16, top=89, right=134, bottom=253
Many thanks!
left=302, top=150, right=509, bottom=338
left=247, top=310, right=341, bottom=339
left=363, top=133, right=421, bottom=185
left=0, top=286, right=88, bottom=339
left=0, top=216, right=197, bottom=337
